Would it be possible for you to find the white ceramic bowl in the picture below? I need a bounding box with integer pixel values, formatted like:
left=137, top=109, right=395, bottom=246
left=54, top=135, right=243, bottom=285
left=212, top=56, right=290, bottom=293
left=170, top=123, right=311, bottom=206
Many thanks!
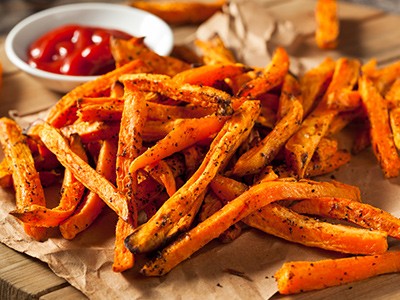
left=5, top=2, right=174, bottom=93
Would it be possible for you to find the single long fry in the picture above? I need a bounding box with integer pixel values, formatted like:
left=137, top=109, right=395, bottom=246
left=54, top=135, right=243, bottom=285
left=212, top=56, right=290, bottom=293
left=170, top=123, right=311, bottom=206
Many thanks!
left=291, top=197, right=400, bottom=239
left=359, top=75, right=400, bottom=178
left=300, top=57, right=335, bottom=116
left=0, top=118, right=47, bottom=241
left=232, top=99, right=303, bottom=176
left=125, top=100, right=260, bottom=254
left=37, top=122, right=130, bottom=223
left=60, top=139, right=117, bottom=239
left=238, top=47, right=289, bottom=99
left=10, top=134, right=88, bottom=227
left=119, top=73, right=234, bottom=115
left=172, top=64, right=246, bottom=86
left=45, top=59, right=151, bottom=128
left=113, top=83, right=148, bottom=272
left=245, top=203, right=387, bottom=255
left=77, top=98, right=213, bottom=123
left=277, top=74, right=302, bottom=121
left=315, top=0, right=339, bottom=49
left=275, top=251, right=400, bottom=294
left=141, top=179, right=363, bottom=276
left=129, top=115, right=227, bottom=173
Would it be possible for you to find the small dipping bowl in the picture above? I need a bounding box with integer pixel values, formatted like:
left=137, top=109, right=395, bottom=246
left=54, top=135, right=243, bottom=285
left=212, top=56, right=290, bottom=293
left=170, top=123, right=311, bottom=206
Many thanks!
left=5, top=2, right=174, bottom=93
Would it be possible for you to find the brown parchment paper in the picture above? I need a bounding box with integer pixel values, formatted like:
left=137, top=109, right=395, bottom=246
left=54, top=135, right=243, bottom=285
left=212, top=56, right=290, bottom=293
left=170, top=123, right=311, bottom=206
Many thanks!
left=1, top=1, right=400, bottom=299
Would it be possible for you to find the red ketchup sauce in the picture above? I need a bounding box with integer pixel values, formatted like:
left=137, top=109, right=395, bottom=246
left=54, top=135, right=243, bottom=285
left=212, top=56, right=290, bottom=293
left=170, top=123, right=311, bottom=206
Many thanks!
left=27, top=24, right=133, bottom=76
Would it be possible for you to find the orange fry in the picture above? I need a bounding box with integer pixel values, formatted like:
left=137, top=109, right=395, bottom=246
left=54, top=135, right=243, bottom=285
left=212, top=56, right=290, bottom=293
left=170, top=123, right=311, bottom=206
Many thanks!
left=276, top=74, right=302, bottom=121
left=300, top=57, right=335, bottom=116
left=211, top=175, right=376, bottom=254
left=119, top=73, right=234, bottom=115
left=232, top=99, right=303, bottom=176
left=172, top=64, right=246, bottom=87
left=77, top=98, right=213, bottom=123
left=37, top=122, right=130, bottom=223
left=238, top=47, right=289, bottom=99
left=291, top=197, right=400, bottom=239
left=359, top=75, right=400, bottom=178
left=113, top=83, right=148, bottom=272
left=129, top=115, right=227, bottom=173
left=0, top=118, right=47, bottom=241
left=145, top=160, right=177, bottom=197
left=60, top=139, right=117, bottom=239
left=110, top=36, right=189, bottom=76
left=275, top=251, right=400, bottom=294
left=285, top=58, right=360, bottom=178
left=315, top=0, right=339, bottom=49
left=10, top=134, right=88, bottom=227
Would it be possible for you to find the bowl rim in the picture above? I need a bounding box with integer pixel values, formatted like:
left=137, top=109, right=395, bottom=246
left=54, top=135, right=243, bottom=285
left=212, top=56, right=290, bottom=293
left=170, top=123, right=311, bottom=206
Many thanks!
left=5, top=2, right=174, bottom=82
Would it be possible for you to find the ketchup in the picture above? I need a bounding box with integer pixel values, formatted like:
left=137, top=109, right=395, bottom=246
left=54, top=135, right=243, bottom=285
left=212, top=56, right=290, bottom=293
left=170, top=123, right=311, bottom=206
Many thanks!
left=27, top=24, right=133, bottom=76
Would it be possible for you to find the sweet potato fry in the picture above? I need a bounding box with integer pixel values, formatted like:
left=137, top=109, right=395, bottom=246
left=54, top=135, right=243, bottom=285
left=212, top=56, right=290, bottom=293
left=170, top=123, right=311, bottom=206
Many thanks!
left=315, top=0, right=339, bottom=49
left=130, top=0, right=225, bottom=26
left=45, top=59, right=152, bottom=128
left=211, top=174, right=375, bottom=254
left=291, top=197, right=400, bottom=239
left=60, top=139, right=117, bottom=239
left=113, top=83, right=148, bottom=272
left=276, top=74, right=302, bottom=121
left=125, top=100, right=260, bottom=254
left=10, top=134, right=88, bottom=227
left=129, top=115, right=228, bottom=173
left=37, top=122, right=130, bottom=223
left=141, top=178, right=363, bottom=276
left=385, top=78, right=400, bottom=150
left=194, top=34, right=237, bottom=65
left=0, top=158, right=12, bottom=188
left=172, top=64, right=246, bottom=87
left=0, top=118, right=47, bottom=241
left=359, top=75, right=400, bottom=178
left=232, top=99, right=303, bottom=176
left=300, top=57, right=335, bottom=116
left=145, top=160, right=177, bottom=197
left=61, top=121, right=121, bottom=143
left=285, top=58, right=360, bottom=178
left=304, top=138, right=351, bottom=177
left=238, top=47, right=289, bottom=99
left=364, top=60, right=400, bottom=95
left=390, top=108, right=400, bottom=151
left=77, top=98, right=213, bottom=123
left=110, top=36, right=189, bottom=76
left=275, top=251, right=400, bottom=294
left=245, top=203, right=387, bottom=255
left=119, top=73, right=234, bottom=115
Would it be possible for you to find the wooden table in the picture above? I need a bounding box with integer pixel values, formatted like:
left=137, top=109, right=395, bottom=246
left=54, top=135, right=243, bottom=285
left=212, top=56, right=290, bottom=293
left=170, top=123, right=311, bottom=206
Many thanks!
left=1, top=0, right=400, bottom=299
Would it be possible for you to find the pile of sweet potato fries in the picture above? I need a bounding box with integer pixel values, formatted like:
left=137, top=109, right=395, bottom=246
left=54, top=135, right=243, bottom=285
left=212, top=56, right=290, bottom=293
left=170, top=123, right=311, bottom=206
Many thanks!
left=1, top=30, right=400, bottom=295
